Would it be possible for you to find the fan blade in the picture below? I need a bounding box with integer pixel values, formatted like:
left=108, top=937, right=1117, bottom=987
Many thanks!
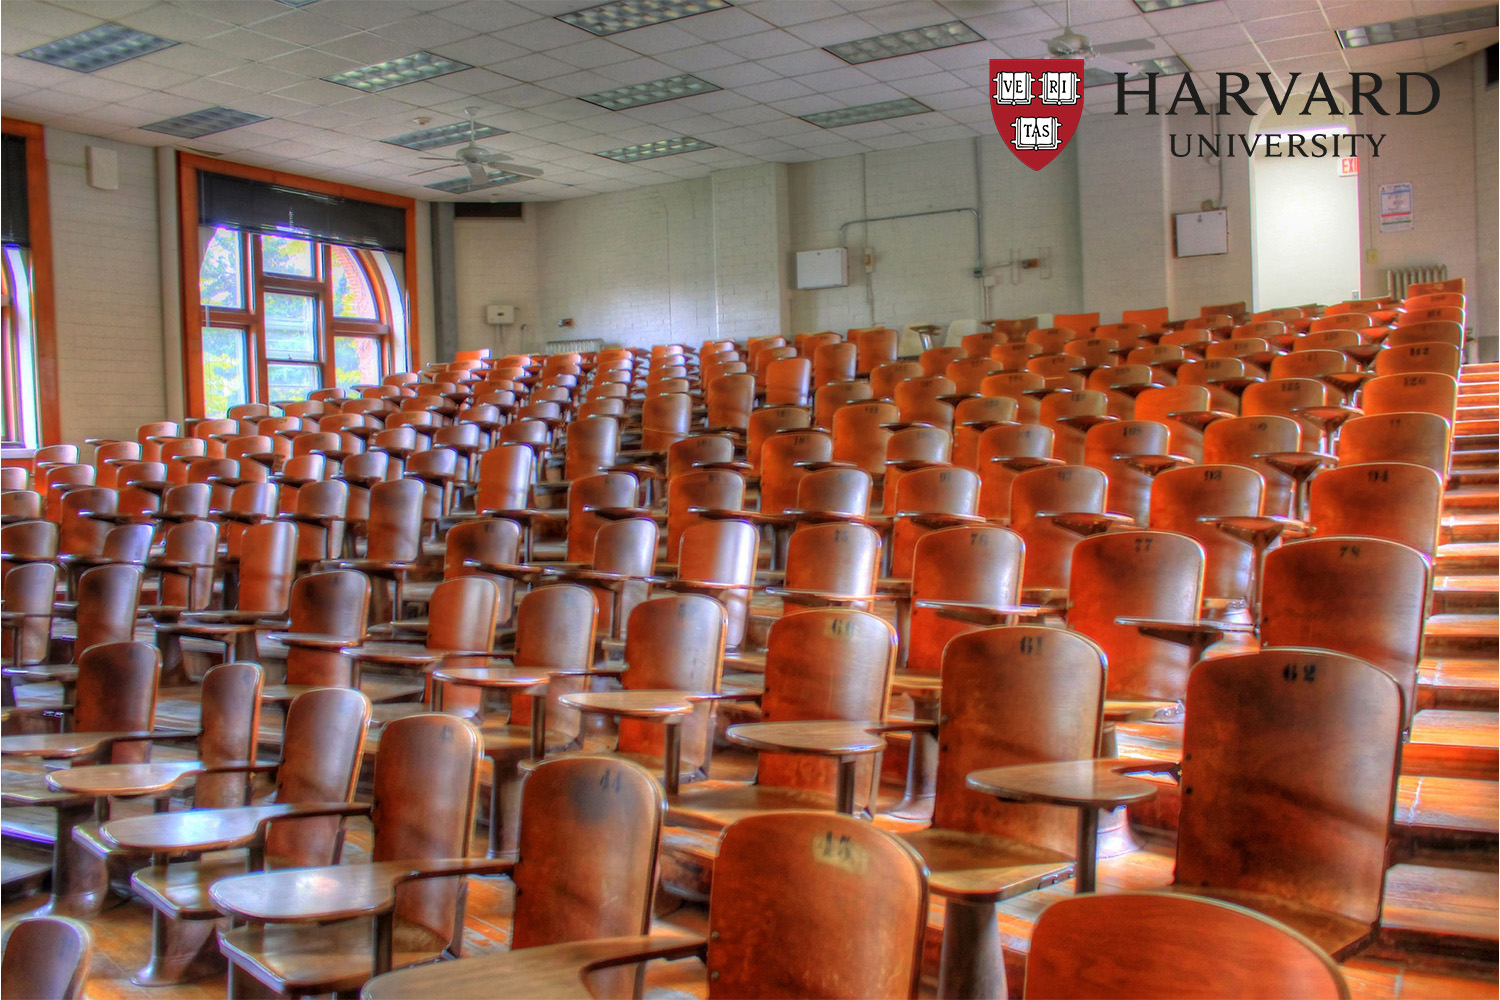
left=409, top=165, right=455, bottom=176
left=474, top=149, right=516, bottom=163
left=499, top=163, right=544, bottom=178
left=1094, top=39, right=1155, bottom=55
left=1091, top=55, right=1142, bottom=77
left=418, top=155, right=457, bottom=162
left=466, top=161, right=489, bottom=184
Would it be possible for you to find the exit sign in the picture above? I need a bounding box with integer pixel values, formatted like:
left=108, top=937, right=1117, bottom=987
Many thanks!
left=1340, top=157, right=1359, bottom=177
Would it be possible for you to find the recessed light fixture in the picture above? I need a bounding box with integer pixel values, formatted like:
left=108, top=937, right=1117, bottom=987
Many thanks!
left=1131, top=54, right=1191, bottom=76
left=141, top=106, right=268, bottom=138
left=1337, top=4, right=1498, bottom=48
left=324, top=52, right=472, bottom=93
left=802, top=98, right=932, bottom=129
left=596, top=136, right=715, bottom=162
left=426, top=173, right=524, bottom=193
left=1133, top=0, right=1219, bottom=11
left=825, top=21, right=984, bottom=65
left=579, top=74, right=720, bottom=110
left=558, top=0, right=732, bottom=36
left=19, top=23, right=176, bottom=73
left=383, top=121, right=506, bottom=151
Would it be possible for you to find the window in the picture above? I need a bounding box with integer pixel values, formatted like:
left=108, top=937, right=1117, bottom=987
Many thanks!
left=197, top=228, right=402, bottom=417
left=2, top=247, right=41, bottom=447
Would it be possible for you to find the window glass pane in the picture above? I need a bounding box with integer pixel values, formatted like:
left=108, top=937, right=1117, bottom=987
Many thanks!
left=330, top=246, right=379, bottom=319
left=263, top=292, right=318, bottom=360
left=261, top=235, right=314, bottom=277
left=200, top=227, right=243, bottom=309
left=268, top=362, right=321, bottom=403
left=202, top=326, right=249, bottom=419
left=335, top=336, right=381, bottom=389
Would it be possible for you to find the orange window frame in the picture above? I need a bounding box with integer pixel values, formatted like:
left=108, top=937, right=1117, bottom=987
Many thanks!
left=1, top=117, right=59, bottom=448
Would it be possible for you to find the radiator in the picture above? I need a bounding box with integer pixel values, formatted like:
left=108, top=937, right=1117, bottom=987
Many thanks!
left=545, top=337, right=604, bottom=354
left=1386, top=264, right=1448, bottom=299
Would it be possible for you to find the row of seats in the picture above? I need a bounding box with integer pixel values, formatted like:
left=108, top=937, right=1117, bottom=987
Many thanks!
left=0, top=276, right=1479, bottom=997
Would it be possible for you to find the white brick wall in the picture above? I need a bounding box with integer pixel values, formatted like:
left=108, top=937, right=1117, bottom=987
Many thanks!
left=712, top=163, right=790, bottom=341
left=533, top=178, right=715, bottom=351
left=1078, top=114, right=1170, bottom=321
left=1473, top=53, right=1497, bottom=355
left=45, top=128, right=166, bottom=444
left=453, top=212, right=540, bottom=356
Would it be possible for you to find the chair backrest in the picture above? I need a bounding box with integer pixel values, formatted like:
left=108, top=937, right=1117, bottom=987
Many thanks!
left=1259, top=536, right=1427, bottom=723
left=69, top=637, right=154, bottom=734
left=759, top=430, right=834, bottom=516
left=1203, top=415, right=1302, bottom=518
left=907, top=526, right=1024, bottom=675
left=813, top=341, right=858, bottom=387
left=1083, top=419, right=1172, bottom=525
left=3, top=561, right=56, bottom=665
left=667, top=468, right=744, bottom=562
left=894, top=375, right=956, bottom=429
left=1025, top=893, right=1348, bottom=1000
left=854, top=327, right=899, bottom=374
left=475, top=444, right=534, bottom=515
left=1386, top=320, right=1463, bottom=348
left=946, top=356, right=1002, bottom=395
left=266, top=687, right=371, bottom=867
left=566, top=472, right=638, bottom=563
left=74, top=563, right=143, bottom=655
left=1178, top=649, right=1401, bottom=938
left=1374, top=341, right=1461, bottom=378
left=784, top=522, right=880, bottom=603
left=746, top=406, right=813, bottom=472
left=1242, top=377, right=1333, bottom=440
left=58, top=487, right=114, bottom=556
left=364, top=478, right=425, bottom=563
left=1148, top=464, right=1263, bottom=605
left=620, top=596, right=726, bottom=774
left=706, top=813, right=927, bottom=1000
left=563, top=416, right=619, bottom=481
left=284, top=570, right=371, bottom=686
left=1336, top=411, right=1451, bottom=478
left=1068, top=530, right=1205, bottom=701
left=888, top=465, right=979, bottom=576
left=832, top=401, right=899, bottom=476
left=1, top=916, right=93, bottom=1000
left=760, top=609, right=894, bottom=794
left=813, top=380, right=874, bottom=431
left=1308, top=462, right=1443, bottom=561
left=974, top=423, right=1053, bottom=521
left=936, top=626, right=1104, bottom=854
left=677, top=520, right=758, bottom=649
left=195, top=662, right=264, bottom=808
left=1040, top=387, right=1107, bottom=465
left=795, top=466, right=871, bottom=517
left=1361, top=372, right=1458, bottom=423
left=871, top=361, right=923, bottom=400
left=371, top=714, right=482, bottom=950
left=510, top=756, right=663, bottom=971
left=1010, top=464, right=1106, bottom=594
left=235, top=520, right=296, bottom=615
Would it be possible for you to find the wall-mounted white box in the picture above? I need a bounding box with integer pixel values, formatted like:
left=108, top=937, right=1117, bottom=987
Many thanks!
left=485, top=304, right=516, bottom=324
left=795, top=248, right=848, bottom=289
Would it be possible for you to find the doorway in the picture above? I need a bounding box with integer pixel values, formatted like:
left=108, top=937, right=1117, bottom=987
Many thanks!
left=1249, top=126, right=1363, bottom=310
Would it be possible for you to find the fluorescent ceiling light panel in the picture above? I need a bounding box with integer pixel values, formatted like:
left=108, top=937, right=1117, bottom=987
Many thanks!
left=558, top=0, right=732, bottom=36
left=19, top=23, right=176, bottom=73
left=141, top=106, right=268, bottom=138
left=426, top=173, right=524, bottom=193
left=383, top=122, right=506, bottom=151
left=802, top=98, right=931, bottom=129
left=596, top=136, right=714, bottom=162
left=1337, top=4, right=1498, bottom=48
left=1132, top=54, right=1191, bottom=76
left=324, top=52, right=472, bottom=92
left=1133, top=0, right=1219, bottom=11
left=579, top=74, right=720, bottom=110
left=825, top=21, right=984, bottom=65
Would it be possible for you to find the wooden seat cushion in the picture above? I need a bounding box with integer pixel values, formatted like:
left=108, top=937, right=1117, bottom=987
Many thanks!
left=1158, top=885, right=1373, bottom=959
left=664, top=780, right=841, bottom=832
left=898, top=828, right=1073, bottom=901
left=130, top=851, right=257, bottom=919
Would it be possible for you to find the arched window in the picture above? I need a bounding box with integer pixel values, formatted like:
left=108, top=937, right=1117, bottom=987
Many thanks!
left=198, top=229, right=404, bottom=417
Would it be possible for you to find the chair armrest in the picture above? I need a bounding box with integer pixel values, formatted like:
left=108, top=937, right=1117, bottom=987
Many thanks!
left=266, top=631, right=366, bottom=651
left=360, top=934, right=706, bottom=999
left=648, top=578, right=749, bottom=598
left=912, top=599, right=1052, bottom=625
left=761, top=586, right=872, bottom=605
left=864, top=719, right=937, bottom=735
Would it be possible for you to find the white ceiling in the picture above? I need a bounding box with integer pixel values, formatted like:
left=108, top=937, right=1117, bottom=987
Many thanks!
left=2, top=0, right=1494, bottom=202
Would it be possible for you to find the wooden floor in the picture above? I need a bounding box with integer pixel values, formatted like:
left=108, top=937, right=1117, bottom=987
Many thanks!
left=4, top=363, right=1498, bottom=998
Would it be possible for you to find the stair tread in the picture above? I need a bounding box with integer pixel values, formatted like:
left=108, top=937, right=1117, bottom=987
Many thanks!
left=1380, top=863, right=1499, bottom=942
left=1409, top=710, right=1498, bottom=749
left=1395, top=776, right=1498, bottom=835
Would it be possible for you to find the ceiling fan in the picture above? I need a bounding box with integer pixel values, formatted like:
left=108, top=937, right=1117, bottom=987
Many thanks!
left=1036, top=0, right=1156, bottom=76
left=409, top=108, right=544, bottom=184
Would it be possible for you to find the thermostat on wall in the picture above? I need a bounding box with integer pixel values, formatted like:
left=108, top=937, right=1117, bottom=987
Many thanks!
left=486, top=304, right=516, bottom=325
left=795, top=248, right=849, bottom=289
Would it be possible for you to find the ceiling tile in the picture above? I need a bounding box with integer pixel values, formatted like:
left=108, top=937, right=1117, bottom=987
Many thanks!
left=367, top=14, right=474, bottom=48
left=1166, top=25, right=1252, bottom=54
left=252, top=10, right=363, bottom=45
left=676, top=7, right=770, bottom=41
left=491, top=52, right=576, bottom=81
left=492, top=17, right=588, bottom=52
left=549, top=37, right=640, bottom=68
left=609, top=23, right=704, bottom=55
left=1258, top=33, right=1341, bottom=61
left=91, top=58, right=200, bottom=88
left=656, top=42, right=747, bottom=71
left=754, top=46, right=848, bottom=76
left=738, top=77, right=816, bottom=101
left=749, top=0, right=850, bottom=27
left=1242, top=11, right=1331, bottom=41
left=436, top=0, right=545, bottom=33
left=138, top=41, right=247, bottom=75
left=196, top=27, right=302, bottom=60
left=703, top=60, right=782, bottom=86
left=2, top=3, right=103, bottom=35
left=261, top=46, right=361, bottom=77
left=785, top=14, right=878, bottom=46
left=429, top=34, right=532, bottom=66
left=117, top=4, right=230, bottom=41
left=718, top=28, right=811, bottom=59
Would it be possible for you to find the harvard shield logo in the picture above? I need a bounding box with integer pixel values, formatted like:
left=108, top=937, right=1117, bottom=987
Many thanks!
left=990, top=60, right=1085, bottom=171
